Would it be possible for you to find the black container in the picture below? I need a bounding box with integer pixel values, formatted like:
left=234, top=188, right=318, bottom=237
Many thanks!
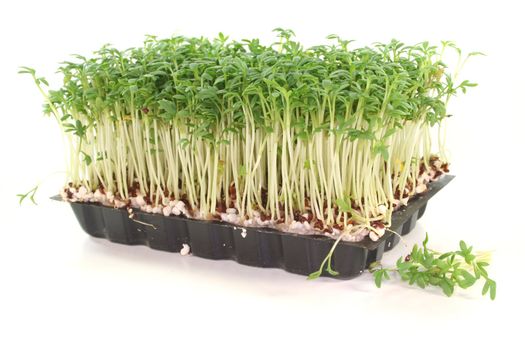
left=60, top=175, right=453, bottom=279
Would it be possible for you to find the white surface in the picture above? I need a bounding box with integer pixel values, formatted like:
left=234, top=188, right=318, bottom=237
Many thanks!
left=0, top=0, right=522, bottom=349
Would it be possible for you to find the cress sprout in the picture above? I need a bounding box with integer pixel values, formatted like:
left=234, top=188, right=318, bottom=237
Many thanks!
left=20, top=30, right=478, bottom=244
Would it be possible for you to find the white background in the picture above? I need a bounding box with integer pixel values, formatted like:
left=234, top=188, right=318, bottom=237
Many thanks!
left=0, top=0, right=523, bottom=348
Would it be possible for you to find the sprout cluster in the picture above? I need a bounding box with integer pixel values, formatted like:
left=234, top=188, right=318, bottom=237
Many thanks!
left=22, top=30, right=477, bottom=239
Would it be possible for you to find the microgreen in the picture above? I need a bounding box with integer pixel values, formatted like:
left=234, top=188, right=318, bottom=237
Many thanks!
left=20, top=31, right=478, bottom=236
left=308, top=234, right=343, bottom=279
left=369, top=233, right=496, bottom=300
left=17, top=186, right=39, bottom=205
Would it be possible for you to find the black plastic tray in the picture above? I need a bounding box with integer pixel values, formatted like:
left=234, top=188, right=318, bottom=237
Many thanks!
left=59, top=175, right=453, bottom=279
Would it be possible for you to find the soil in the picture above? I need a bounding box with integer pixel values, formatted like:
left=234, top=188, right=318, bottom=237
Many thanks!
left=61, top=158, right=450, bottom=242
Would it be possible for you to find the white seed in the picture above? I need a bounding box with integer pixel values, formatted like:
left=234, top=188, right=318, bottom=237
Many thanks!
left=356, top=228, right=369, bottom=237
left=415, top=183, right=427, bottom=194
left=130, top=197, right=139, bottom=208
left=172, top=207, right=181, bottom=216
left=378, top=204, right=387, bottom=215
left=78, top=186, right=88, bottom=197
left=241, top=228, right=247, bottom=238
left=180, top=244, right=190, bottom=256
left=289, top=220, right=303, bottom=231
left=94, top=189, right=106, bottom=202
left=135, top=195, right=146, bottom=207
left=175, top=201, right=186, bottom=211
left=342, top=229, right=366, bottom=242
left=114, top=199, right=126, bottom=208
left=162, top=206, right=171, bottom=217
left=255, top=217, right=272, bottom=226
left=369, top=231, right=379, bottom=241
left=152, top=206, right=162, bottom=214
left=227, top=213, right=239, bottom=223
left=226, top=208, right=237, bottom=214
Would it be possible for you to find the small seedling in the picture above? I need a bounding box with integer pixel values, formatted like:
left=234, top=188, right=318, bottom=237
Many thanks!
left=368, top=233, right=496, bottom=300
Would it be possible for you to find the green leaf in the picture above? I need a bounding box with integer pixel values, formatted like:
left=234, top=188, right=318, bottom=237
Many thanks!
left=482, top=279, right=490, bottom=296
left=481, top=279, right=496, bottom=300
left=416, top=275, right=427, bottom=289
left=384, top=128, right=397, bottom=138
left=438, top=252, right=453, bottom=259
left=196, top=87, right=218, bottom=100
left=457, top=270, right=476, bottom=289
left=422, top=255, right=434, bottom=269
left=489, top=281, right=496, bottom=300
left=38, top=77, right=49, bottom=86
left=335, top=197, right=352, bottom=212
left=60, top=114, right=72, bottom=121
left=307, top=270, right=321, bottom=280
left=239, top=165, right=247, bottom=177
left=440, top=280, right=454, bottom=297
left=18, top=66, right=36, bottom=75
left=158, top=99, right=177, bottom=116
left=374, top=270, right=384, bottom=288
left=410, top=244, right=421, bottom=261
left=422, top=233, right=429, bottom=249
left=16, top=194, right=26, bottom=204
left=81, top=151, right=92, bottom=166
left=434, top=259, right=449, bottom=271
left=322, top=79, right=333, bottom=90
left=373, top=143, right=389, bottom=160
left=467, top=51, right=486, bottom=57
left=326, top=265, right=339, bottom=276
left=464, top=253, right=476, bottom=264
left=303, top=160, right=311, bottom=170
